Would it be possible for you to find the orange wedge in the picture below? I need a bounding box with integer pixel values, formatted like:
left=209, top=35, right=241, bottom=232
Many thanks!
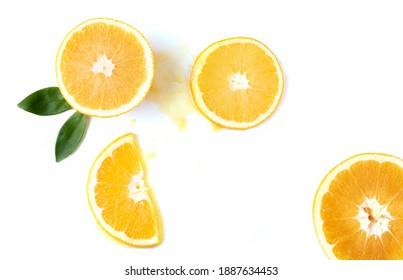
left=56, top=18, right=154, bottom=117
left=190, top=37, right=284, bottom=129
left=87, top=133, right=161, bottom=246
left=313, top=153, right=403, bottom=259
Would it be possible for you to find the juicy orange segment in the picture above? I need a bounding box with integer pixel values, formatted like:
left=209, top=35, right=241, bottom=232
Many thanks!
left=87, top=133, right=161, bottom=246
left=190, top=37, right=284, bottom=129
left=56, top=18, right=154, bottom=117
left=313, top=153, right=403, bottom=259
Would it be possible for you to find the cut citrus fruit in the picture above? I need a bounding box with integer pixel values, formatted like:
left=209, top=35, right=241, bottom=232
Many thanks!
left=87, top=133, right=161, bottom=246
left=313, top=153, right=403, bottom=259
left=56, top=18, right=154, bottom=117
left=190, top=37, right=284, bottom=129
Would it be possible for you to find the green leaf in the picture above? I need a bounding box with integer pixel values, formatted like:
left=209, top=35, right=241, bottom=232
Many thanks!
left=55, top=111, right=88, bottom=162
left=18, top=87, right=72, bottom=115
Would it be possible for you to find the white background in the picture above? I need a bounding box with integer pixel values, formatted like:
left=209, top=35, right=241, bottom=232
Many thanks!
left=2, top=0, right=403, bottom=279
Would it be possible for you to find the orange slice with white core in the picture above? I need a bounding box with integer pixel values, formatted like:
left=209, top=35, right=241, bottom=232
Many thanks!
left=56, top=18, right=154, bottom=117
left=190, top=37, right=284, bottom=129
left=313, top=153, right=403, bottom=259
left=87, top=133, right=161, bottom=246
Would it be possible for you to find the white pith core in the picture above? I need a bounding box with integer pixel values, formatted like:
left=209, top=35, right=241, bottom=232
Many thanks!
left=128, top=171, right=148, bottom=203
left=356, top=197, right=392, bottom=236
left=91, top=53, right=115, bottom=77
left=228, top=72, right=250, bottom=91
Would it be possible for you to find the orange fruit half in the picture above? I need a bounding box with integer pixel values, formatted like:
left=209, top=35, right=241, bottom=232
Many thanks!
left=190, top=37, right=284, bottom=129
left=313, top=153, right=403, bottom=259
left=56, top=18, right=154, bottom=117
left=87, top=133, right=161, bottom=246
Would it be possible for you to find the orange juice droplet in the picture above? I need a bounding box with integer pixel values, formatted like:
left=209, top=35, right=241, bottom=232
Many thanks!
left=211, top=123, right=222, bottom=132
left=146, top=151, right=156, bottom=160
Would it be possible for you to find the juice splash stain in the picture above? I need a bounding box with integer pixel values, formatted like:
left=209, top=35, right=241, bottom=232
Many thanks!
left=146, top=42, right=196, bottom=130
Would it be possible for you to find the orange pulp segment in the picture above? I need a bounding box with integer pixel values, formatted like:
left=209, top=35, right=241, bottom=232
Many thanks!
left=56, top=18, right=154, bottom=117
left=313, top=153, right=403, bottom=259
left=87, top=133, right=161, bottom=246
left=190, top=37, right=284, bottom=129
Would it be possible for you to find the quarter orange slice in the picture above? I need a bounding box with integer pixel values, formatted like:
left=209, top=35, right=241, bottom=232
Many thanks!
left=56, top=18, right=154, bottom=117
left=190, top=37, right=284, bottom=129
left=87, top=133, right=161, bottom=246
left=313, top=153, right=403, bottom=259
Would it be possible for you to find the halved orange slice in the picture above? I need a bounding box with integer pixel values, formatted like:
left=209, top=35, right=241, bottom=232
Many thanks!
left=87, top=133, right=161, bottom=246
left=313, top=153, right=403, bottom=259
left=56, top=18, right=154, bottom=117
left=190, top=37, right=284, bottom=129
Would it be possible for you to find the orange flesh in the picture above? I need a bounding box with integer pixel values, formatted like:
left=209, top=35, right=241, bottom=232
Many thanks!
left=198, top=42, right=279, bottom=122
left=94, top=143, right=156, bottom=239
left=321, top=160, right=403, bottom=259
left=60, top=22, right=147, bottom=110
